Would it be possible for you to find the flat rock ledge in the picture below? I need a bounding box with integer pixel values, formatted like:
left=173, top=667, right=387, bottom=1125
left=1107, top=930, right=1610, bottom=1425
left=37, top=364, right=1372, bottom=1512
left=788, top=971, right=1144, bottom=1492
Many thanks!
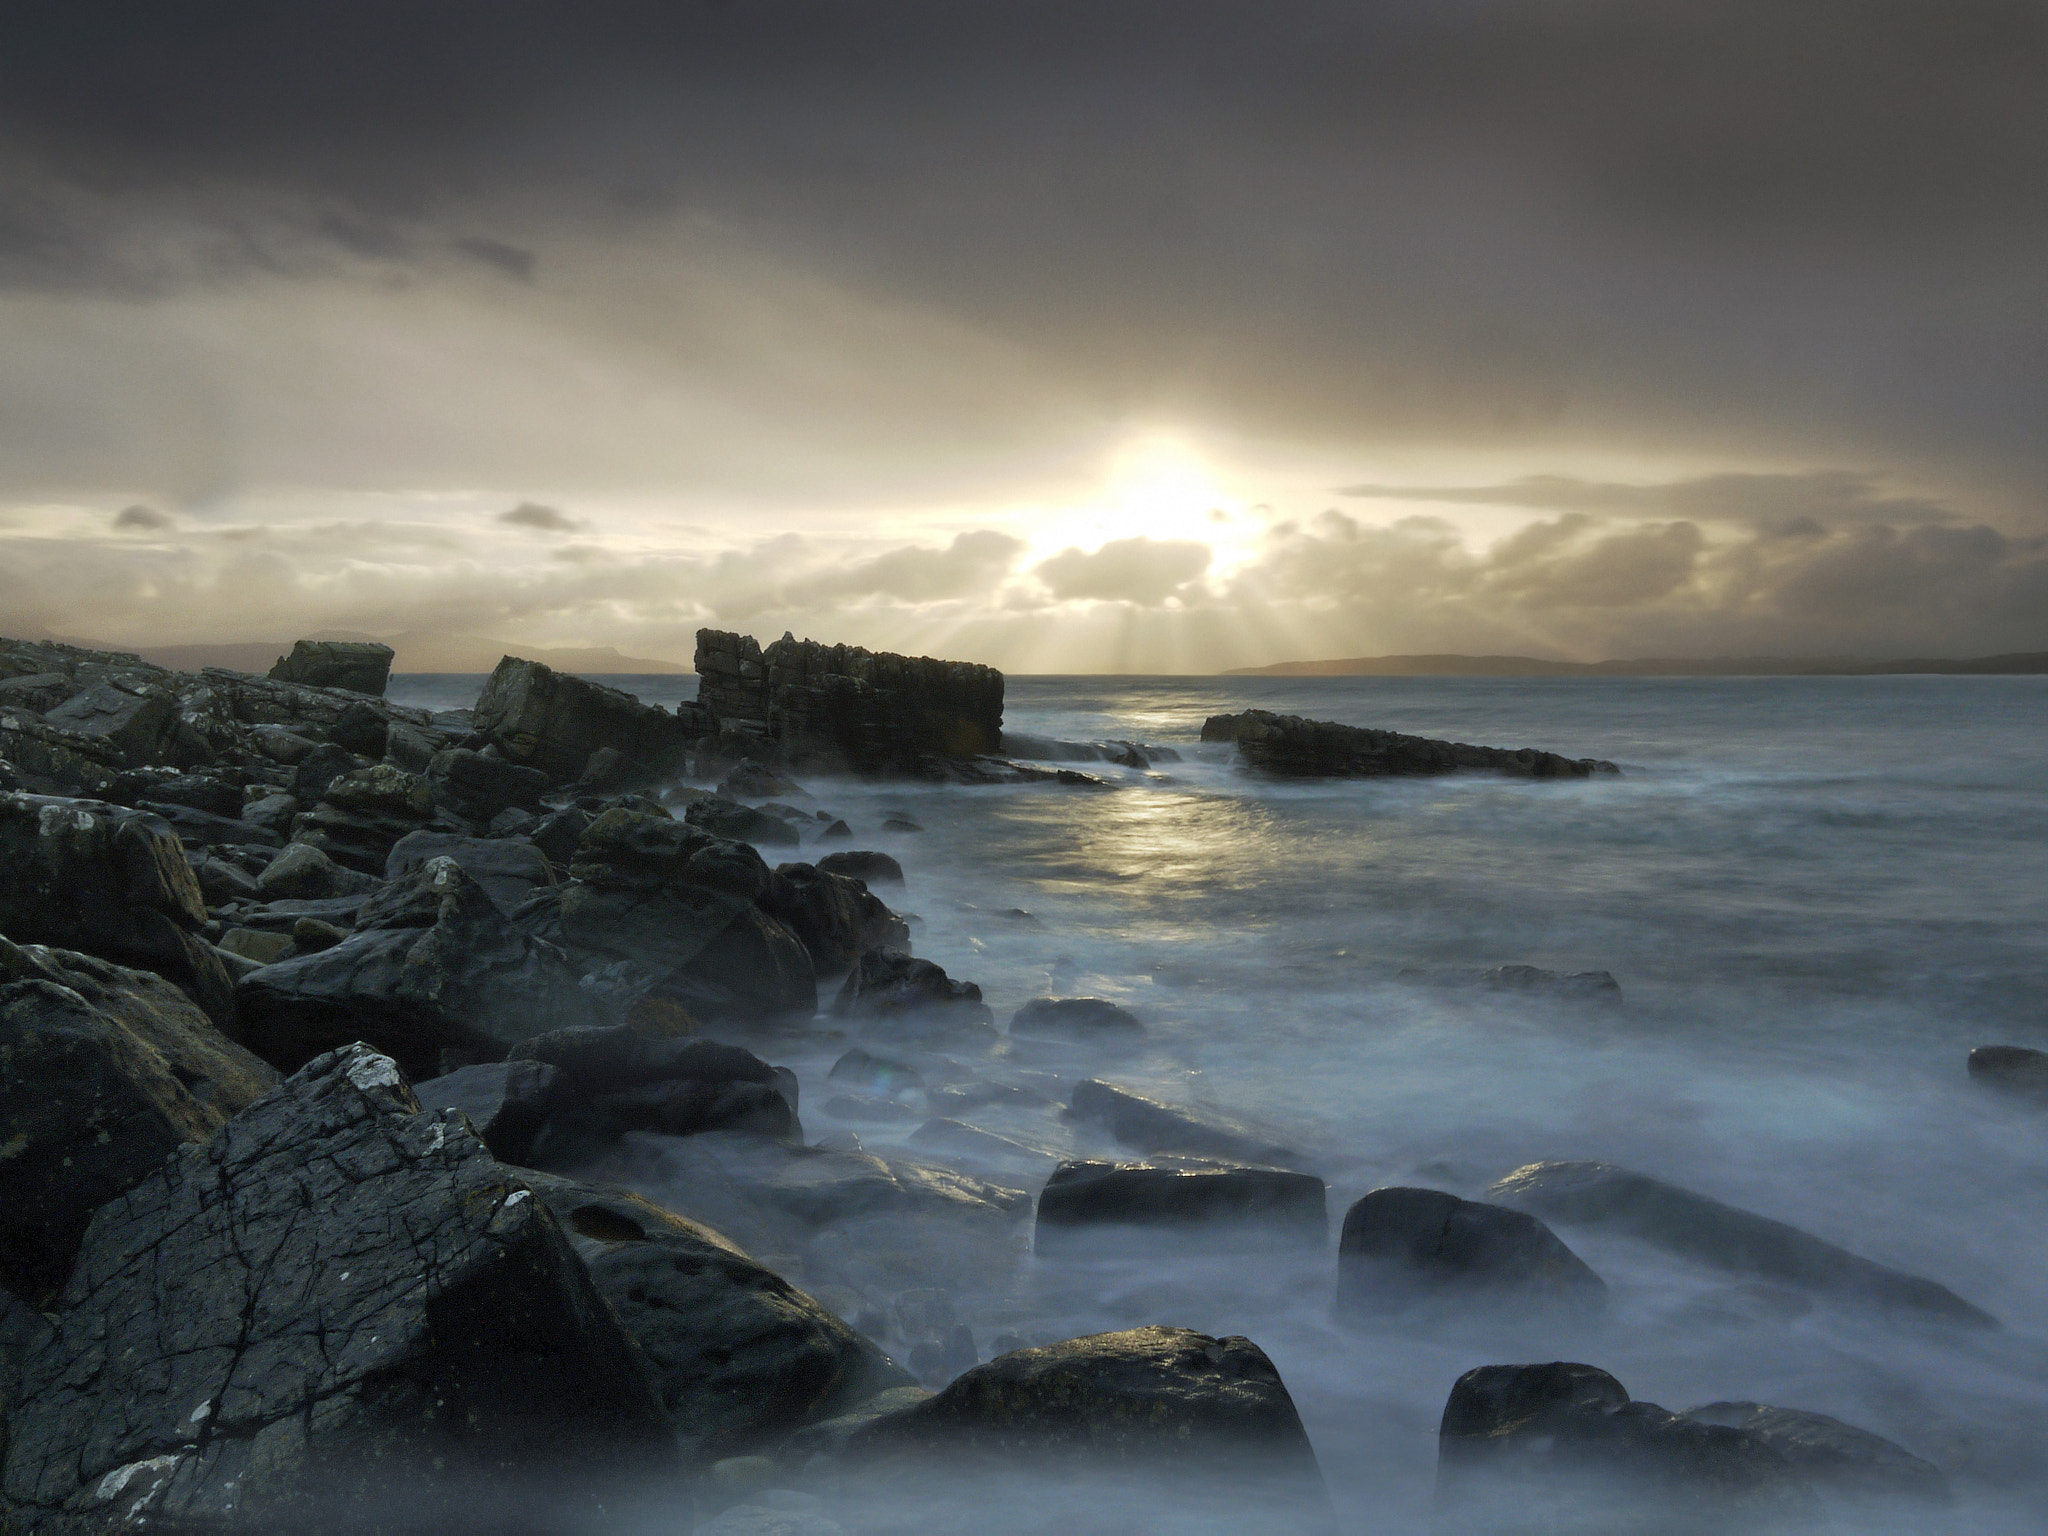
left=1201, top=709, right=1619, bottom=779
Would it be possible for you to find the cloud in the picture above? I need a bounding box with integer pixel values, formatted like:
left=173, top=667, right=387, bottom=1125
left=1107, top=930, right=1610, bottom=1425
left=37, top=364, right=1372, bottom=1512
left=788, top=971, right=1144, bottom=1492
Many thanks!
left=497, top=501, right=581, bottom=533
left=453, top=236, right=536, bottom=283
left=1033, top=536, right=1211, bottom=605
left=800, top=530, right=1024, bottom=604
left=112, top=503, right=173, bottom=532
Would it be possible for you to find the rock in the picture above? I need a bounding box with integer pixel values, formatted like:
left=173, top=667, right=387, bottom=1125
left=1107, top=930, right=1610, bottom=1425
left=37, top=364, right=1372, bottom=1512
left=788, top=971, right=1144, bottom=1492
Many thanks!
left=0, top=1044, right=675, bottom=1530
left=267, top=637, right=395, bottom=696
left=187, top=848, right=261, bottom=906
left=720, top=759, right=804, bottom=799
left=819, top=819, right=851, bottom=840
left=290, top=739, right=363, bottom=801
left=216, top=927, right=296, bottom=966
left=844, top=1326, right=1331, bottom=1522
left=687, top=795, right=805, bottom=847
left=827, top=1046, right=922, bottom=1097
left=1335, top=1187, right=1605, bottom=1319
left=290, top=915, right=350, bottom=951
left=106, top=769, right=245, bottom=819
left=329, top=699, right=391, bottom=758
left=815, top=849, right=905, bottom=885
left=254, top=839, right=378, bottom=901
left=251, top=724, right=321, bottom=764
left=386, top=828, right=555, bottom=915
left=0, top=713, right=125, bottom=797
left=1436, top=1362, right=1823, bottom=1535
left=383, top=717, right=444, bottom=772
left=1204, top=708, right=1619, bottom=778
left=413, top=1058, right=566, bottom=1165
left=41, top=678, right=177, bottom=766
left=1065, top=1079, right=1302, bottom=1168
left=507, top=1025, right=800, bottom=1151
left=241, top=790, right=299, bottom=838
left=529, top=803, right=593, bottom=865
left=425, top=746, right=552, bottom=823
left=237, top=855, right=608, bottom=1077
left=1035, top=1161, right=1327, bottom=1254
left=1009, top=996, right=1143, bottom=1041
left=832, top=947, right=993, bottom=1040
left=0, top=792, right=238, bottom=1030
left=520, top=1172, right=908, bottom=1463
left=1482, top=964, right=1623, bottom=1004
left=764, top=863, right=909, bottom=972
left=472, top=655, right=689, bottom=782
left=139, top=800, right=283, bottom=852
left=1684, top=1401, right=1950, bottom=1507
left=1489, top=1161, right=1996, bottom=1329
left=1967, top=1044, right=2048, bottom=1103
left=0, top=938, right=279, bottom=1302
left=293, top=762, right=437, bottom=874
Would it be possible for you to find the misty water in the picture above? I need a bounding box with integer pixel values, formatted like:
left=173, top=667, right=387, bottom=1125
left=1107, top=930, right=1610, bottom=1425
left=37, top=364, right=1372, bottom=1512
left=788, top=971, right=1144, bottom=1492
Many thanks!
left=393, top=673, right=2048, bottom=1534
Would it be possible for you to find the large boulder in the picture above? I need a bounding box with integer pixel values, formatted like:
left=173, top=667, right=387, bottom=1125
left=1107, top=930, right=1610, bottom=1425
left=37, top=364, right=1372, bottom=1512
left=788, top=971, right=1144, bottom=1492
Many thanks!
left=1435, top=1362, right=1822, bottom=1535
left=0, top=939, right=279, bottom=1303
left=1065, top=1079, right=1301, bottom=1168
left=521, top=1172, right=908, bottom=1463
left=267, top=637, right=395, bottom=696
left=763, top=863, right=908, bottom=973
left=1202, top=709, right=1618, bottom=779
left=423, top=747, right=552, bottom=825
left=505, top=1024, right=800, bottom=1155
left=1035, top=1160, right=1326, bottom=1255
left=1336, top=1187, right=1605, bottom=1319
left=1684, top=1401, right=1950, bottom=1509
left=472, top=656, right=689, bottom=783
left=0, top=1044, right=676, bottom=1531
left=844, top=1327, right=1332, bottom=1527
left=237, top=855, right=608, bottom=1077
left=0, top=793, right=237, bottom=1030
left=40, top=678, right=177, bottom=767
left=292, top=762, right=437, bottom=875
left=832, top=948, right=992, bottom=1041
left=1489, top=1161, right=1995, bottom=1329
left=385, top=829, right=555, bottom=915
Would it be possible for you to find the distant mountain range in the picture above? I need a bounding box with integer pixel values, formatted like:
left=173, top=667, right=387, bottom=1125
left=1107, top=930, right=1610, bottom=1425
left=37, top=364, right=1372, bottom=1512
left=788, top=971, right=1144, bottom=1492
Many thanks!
left=51, top=631, right=692, bottom=676
left=1223, top=652, right=2048, bottom=677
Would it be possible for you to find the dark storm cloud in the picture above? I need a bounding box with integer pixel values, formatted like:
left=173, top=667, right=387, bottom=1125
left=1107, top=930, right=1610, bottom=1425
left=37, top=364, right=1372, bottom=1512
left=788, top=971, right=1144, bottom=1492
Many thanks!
left=0, top=2, right=2042, bottom=474
left=497, top=501, right=580, bottom=532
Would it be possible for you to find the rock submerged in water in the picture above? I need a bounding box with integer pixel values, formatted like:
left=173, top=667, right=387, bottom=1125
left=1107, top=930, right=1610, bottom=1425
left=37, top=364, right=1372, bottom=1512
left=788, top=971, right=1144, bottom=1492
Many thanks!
left=1202, top=708, right=1620, bottom=779
left=1683, top=1400, right=1951, bottom=1509
left=1436, top=1361, right=1824, bottom=1535
left=1035, top=1160, right=1327, bottom=1254
left=1489, top=1160, right=1997, bottom=1329
left=833, top=946, right=994, bottom=1041
left=0, top=1044, right=676, bottom=1532
left=1336, top=1187, right=1605, bottom=1320
left=1967, top=1043, right=2048, bottom=1103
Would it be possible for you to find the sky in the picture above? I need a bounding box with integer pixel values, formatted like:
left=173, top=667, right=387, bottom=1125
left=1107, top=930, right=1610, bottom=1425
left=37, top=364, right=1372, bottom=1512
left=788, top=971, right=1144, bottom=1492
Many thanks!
left=1, top=0, right=2044, bottom=673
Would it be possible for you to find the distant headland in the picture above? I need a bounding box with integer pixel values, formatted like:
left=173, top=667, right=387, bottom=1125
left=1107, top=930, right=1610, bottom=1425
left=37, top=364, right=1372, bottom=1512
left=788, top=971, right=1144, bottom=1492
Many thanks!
left=1224, top=652, right=2048, bottom=678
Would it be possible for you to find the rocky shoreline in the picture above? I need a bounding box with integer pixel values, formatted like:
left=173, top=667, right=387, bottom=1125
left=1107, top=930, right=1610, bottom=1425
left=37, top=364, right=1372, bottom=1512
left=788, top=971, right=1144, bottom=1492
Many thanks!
left=0, top=631, right=2003, bottom=1532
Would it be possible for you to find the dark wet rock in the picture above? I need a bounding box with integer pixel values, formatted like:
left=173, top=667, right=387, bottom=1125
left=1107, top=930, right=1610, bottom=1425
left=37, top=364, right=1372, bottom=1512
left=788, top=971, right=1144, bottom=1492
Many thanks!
left=425, top=745, right=552, bottom=823
left=1035, top=1160, right=1326, bottom=1254
left=527, top=803, right=593, bottom=864
left=250, top=723, right=321, bottom=764
left=267, top=637, right=395, bottom=696
left=815, top=849, right=904, bottom=886
left=764, top=862, right=909, bottom=973
left=1204, top=709, right=1619, bottom=779
left=687, top=795, right=805, bottom=847
left=383, top=717, right=444, bottom=773
left=506, top=1024, right=799, bottom=1152
left=827, top=1046, right=922, bottom=1097
left=696, top=629, right=1004, bottom=776
left=0, top=712, right=126, bottom=796
left=1009, top=996, right=1143, bottom=1041
left=833, top=947, right=993, bottom=1040
left=237, top=855, right=607, bottom=1077
left=242, top=791, right=299, bottom=838
left=289, top=739, right=363, bottom=801
left=0, top=670, right=78, bottom=714
left=1065, top=1079, right=1302, bottom=1168
left=1482, top=963, right=1623, bottom=1003
left=819, top=818, right=852, bottom=840
left=138, top=799, right=283, bottom=852
left=0, top=938, right=279, bottom=1303
left=473, top=655, right=690, bottom=782
left=843, top=1326, right=1331, bottom=1520
left=1436, top=1362, right=1822, bottom=1535
left=386, top=828, right=555, bottom=915
left=187, top=849, right=261, bottom=906
left=520, top=1171, right=910, bottom=1463
left=413, top=1058, right=567, bottom=1165
left=228, top=893, right=372, bottom=933
left=254, top=840, right=379, bottom=901
left=1335, top=1187, right=1605, bottom=1319
left=0, top=1044, right=675, bottom=1532
left=1967, top=1044, right=2048, bottom=1103
left=0, top=792, right=238, bottom=1030
left=42, top=677, right=178, bottom=766
left=777, top=1384, right=934, bottom=1466
left=1684, top=1401, right=1950, bottom=1507
left=293, top=761, right=437, bottom=875
left=882, top=814, right=924, bottom=831
left=328, top=698, right=390, bottom=758
left=217, top=926, right=296, bottom=966
left=1491, top=1160, right=1995, bottom=1329
left=720, top=759, right=804, bottom=799
left=909, top=1118, right=1044, bottom=1168
left=290, top=915, right=349, bottom=951
left=105, top=769, right=245, bottom=819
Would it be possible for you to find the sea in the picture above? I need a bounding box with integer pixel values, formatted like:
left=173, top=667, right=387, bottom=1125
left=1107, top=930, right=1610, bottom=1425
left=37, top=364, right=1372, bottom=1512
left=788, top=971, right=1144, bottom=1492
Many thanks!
left=390, top=672, right=2048, bottom=1533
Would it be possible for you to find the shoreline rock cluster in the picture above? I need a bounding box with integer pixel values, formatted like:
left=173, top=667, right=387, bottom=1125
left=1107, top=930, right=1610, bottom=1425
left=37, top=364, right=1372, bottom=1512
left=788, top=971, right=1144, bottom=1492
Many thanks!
left=0, top=630, right=1998, bottom=1532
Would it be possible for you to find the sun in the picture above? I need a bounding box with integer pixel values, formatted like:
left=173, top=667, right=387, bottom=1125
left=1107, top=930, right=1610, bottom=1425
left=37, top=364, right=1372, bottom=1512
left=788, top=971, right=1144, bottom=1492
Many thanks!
left=1019, top=434, right=1259, bottom=572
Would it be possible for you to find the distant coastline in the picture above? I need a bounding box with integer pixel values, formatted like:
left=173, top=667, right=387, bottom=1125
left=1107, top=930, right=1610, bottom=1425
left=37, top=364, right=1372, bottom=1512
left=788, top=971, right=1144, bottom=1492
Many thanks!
left=1223, top=651, right=2048, bottom=678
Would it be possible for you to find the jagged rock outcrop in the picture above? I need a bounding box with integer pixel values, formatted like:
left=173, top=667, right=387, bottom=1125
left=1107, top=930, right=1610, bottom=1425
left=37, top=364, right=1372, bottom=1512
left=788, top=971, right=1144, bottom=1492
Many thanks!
left=472, top=655, right=692, bottom=783
left=0, top=939, right=279, bottom=1303
left=1201, top=709, right=1619, bottom=778
left=1436, top=1362, right=1823, bottom=1535
left=1489, top=1160, right=1995, bottom=1328
left=0, top=1044, right=676, bottom=1532
left=0, top=792, right=238, bottom=1030
left=267, top=638, right=395, bottom=696
left=237, top=855, right=607, bottom=1077
left=695, top=629, right=1003, bottom=775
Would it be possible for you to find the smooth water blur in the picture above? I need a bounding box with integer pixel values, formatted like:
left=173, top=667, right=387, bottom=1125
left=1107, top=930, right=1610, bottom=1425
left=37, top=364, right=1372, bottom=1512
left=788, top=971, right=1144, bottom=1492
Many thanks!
left=391, top=673, right=2048, bottom=1533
